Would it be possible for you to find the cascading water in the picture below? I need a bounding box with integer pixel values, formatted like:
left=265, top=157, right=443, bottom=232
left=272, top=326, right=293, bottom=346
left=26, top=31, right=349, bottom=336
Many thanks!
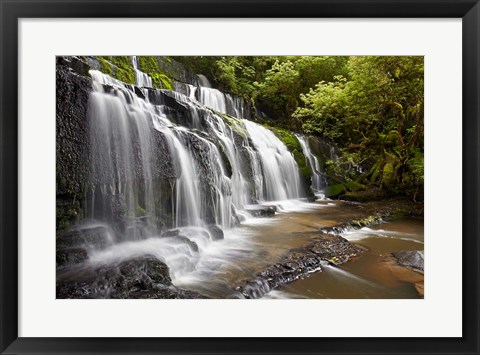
left=132, top=56, right=153, bottom=88
left=195, top=74, right=250, bottom=120
left=243, top=120, right=304, bottom=201
left=77, top=60, right=317, bottom=297
left=88, top=71, right=156, bottom=240
left=194, top=76, right=305, bottom=203
left=296, top=134, right=325, bottom=193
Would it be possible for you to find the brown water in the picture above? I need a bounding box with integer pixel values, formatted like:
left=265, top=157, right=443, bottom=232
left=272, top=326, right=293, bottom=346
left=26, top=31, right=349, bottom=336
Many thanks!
left=274, top=217, right=424, bottom=299
left=175, top=200, right=424, bottom=299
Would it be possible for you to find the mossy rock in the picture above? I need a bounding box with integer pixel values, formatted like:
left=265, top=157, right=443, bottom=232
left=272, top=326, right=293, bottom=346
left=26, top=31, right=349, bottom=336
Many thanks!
left=345, top=180, right=367, bottom=192
left=137, top=56, right=174, bottom=90
left=222, top=114, right=248, bottom=137
left=342, top=188, right=386, bottom=202
left=370, top=165, right=381, bottom=184
left=267, top=125, right=312, bottom=179
left=96, top=56, right=135, bottom=84
left=382, top=162, right=395, bottom=186
left=325, top=184, right=346, bottom=198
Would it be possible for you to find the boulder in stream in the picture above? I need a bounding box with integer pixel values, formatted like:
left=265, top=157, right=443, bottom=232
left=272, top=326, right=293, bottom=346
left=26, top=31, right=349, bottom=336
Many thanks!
left=244, top=205, right=276, bottom=217
left=236, top=232, right=366, bottom=299
left=56, top=255, right=207, bottom=299
left=392, top=250, right=424, bottom=271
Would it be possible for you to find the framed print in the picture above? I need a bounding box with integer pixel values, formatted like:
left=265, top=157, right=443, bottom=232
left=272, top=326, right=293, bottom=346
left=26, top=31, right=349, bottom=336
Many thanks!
left=1, top=0, right=479, bottom=354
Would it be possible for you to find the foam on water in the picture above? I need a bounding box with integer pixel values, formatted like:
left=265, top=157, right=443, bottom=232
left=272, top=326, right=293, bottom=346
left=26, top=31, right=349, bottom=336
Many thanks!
left=341, top=226, right=424, bottom=244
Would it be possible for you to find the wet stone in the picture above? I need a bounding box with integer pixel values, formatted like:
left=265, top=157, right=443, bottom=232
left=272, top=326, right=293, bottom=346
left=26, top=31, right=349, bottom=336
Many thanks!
left=56, top=248, right=88, bottom=268
left=56, top=255, right=207, bottom=299
left=392, top=250, right=424, bottom=271
left=207, top=224, right=224, bottom=240
left=244, top=205, right=276, bottom=217
left=56, top=225, right=114, bottom=250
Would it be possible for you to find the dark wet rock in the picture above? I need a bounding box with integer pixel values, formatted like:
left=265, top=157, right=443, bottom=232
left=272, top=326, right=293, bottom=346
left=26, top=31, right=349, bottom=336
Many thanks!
left=57, top=255, right=207, bottom=299
left=57, top=56, right=91, bottom=76
left=174, top=235, right=200, bottom=253
left=308, top=234, right=366, bottom=264
left=207, top=224, right=224, bottom=240
left=236, top=232, right=366, bottom=299
left=117, top=256, right=171, bottom=285
left=153, top=57, right=199, bottom=85
left=162, top=229, right=180, bottom=238
left=56, top=225, right=113, bottom=250
left=56, top=248, right=88, bottom=268
left=133, top=85, right=146, bottom=99
left=56, top=57, right=93, bottom=230
left=161, top=229, right=201, bottom=251
left=392, top=250, right=424, bottom=271
left=128, top=287, right=208, bottom=299
left=245, top=205, right=276, bottom=217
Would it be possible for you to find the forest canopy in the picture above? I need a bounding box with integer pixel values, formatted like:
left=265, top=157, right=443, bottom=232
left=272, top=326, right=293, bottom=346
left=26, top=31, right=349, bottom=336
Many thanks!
left=175, top=56, right=424, bottom=200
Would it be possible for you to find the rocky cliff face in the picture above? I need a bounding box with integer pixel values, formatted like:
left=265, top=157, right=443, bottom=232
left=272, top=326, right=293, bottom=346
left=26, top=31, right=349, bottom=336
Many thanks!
left=56, top=57, right=92, bottom=230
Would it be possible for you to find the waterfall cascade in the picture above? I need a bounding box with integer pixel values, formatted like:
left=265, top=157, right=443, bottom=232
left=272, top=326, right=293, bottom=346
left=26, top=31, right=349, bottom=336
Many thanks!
left=132, top=56, right=153, bottom=88
left=296, top=134, right=325, bottom=193
left=81, top=57, right=324, bottom=291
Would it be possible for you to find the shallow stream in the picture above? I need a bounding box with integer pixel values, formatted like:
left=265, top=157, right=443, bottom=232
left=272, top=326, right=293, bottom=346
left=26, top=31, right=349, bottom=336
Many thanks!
left=172, top=200, right=424, bottom=299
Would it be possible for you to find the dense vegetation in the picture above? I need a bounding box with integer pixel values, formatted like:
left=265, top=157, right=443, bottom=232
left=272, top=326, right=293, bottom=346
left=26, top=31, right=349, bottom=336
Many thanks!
left=175, top=56, right=424, bottom=201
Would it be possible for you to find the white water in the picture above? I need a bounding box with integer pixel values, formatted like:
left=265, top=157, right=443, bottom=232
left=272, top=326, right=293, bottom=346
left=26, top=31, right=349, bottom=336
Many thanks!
left=296, top=134, right=324, bottom=193
left=244, top=120, right=304, bottom=201
left=132, top=56, right=153, bottom=88
left=79, top=64, right=320, bottom=297
left=341, top=226, right=424, bottom=244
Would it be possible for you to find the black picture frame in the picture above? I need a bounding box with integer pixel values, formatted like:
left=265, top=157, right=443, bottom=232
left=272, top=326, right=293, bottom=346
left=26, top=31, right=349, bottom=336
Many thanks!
left=1, top=0, right=479, bottom=354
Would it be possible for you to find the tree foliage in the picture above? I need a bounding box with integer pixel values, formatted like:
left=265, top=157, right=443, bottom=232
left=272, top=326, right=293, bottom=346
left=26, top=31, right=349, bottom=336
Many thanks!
left=294, top=56, right=424, bottom=199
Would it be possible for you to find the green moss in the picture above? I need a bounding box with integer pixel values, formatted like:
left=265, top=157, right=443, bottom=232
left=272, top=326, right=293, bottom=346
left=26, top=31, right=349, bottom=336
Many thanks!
left=138, top=56, right=174, bottom=90
left=345, top=180, right=367, bottom=192
left=96, top=56, right=135, bottom=84
left=151, top=73, right=174, bottom=90
left=221, top=114, right=248, bottom=137
left=138, top=56, right=158, bottom=73
left=343, top=189, right=386, bottom=202
left=325, top=183, right=346, bottom=198
left=97, top=56, right=174, bottom=88
left=382, top=162, right=394, bottom=186
left=115, top=67, right=135, bottom=85
left=106, top=56, right=131, bottom=69
left=370, top=164, right=381, bottom=184
left=97, top=57, right=113, bottom=75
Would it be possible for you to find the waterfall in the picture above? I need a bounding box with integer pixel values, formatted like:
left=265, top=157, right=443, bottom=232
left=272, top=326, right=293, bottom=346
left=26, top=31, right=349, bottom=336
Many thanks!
left=88, top=70, right=236, bottom=238
left=174, top=81, right=197, bottom=100
left=84, top=66, right=314, bottom=287
left=195, top=74, right=250, bottom=120
left=132, top=56, right=153, bottom=88
left=243, top=120, right=304, bottom=201
left=296, top=134, right=324, bottom=192
left=199, top=86, right=227, bottom=113
left=197, top=74, right=212, bottom=87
